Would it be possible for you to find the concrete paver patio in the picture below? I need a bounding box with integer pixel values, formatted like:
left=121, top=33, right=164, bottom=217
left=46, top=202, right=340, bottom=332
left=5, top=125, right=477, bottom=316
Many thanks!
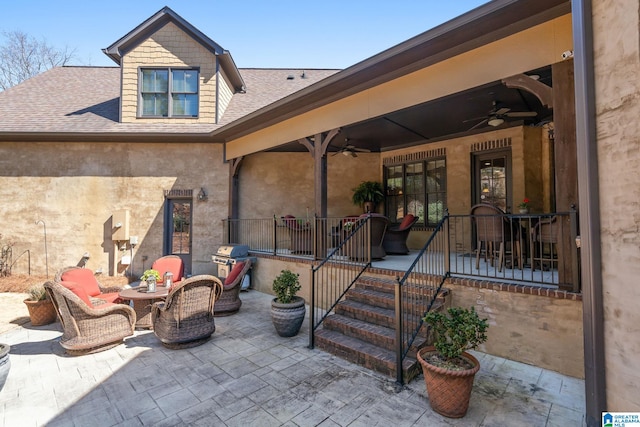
left=0, top=290, right=585, bottom=426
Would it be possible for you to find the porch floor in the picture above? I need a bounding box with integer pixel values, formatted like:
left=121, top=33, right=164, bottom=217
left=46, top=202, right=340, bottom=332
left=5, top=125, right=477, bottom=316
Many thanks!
left=0, top=290, right=584, bottom=426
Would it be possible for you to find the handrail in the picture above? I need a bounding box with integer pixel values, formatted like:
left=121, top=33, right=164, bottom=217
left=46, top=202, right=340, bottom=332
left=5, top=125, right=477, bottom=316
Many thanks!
left=308, top=215, right=371, bottom=349
left=395, top=212, right=450, bottom=385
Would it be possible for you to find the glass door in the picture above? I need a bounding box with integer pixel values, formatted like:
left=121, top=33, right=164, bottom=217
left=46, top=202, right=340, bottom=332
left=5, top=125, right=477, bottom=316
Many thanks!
left=164, top=198, right=192, bottom=275
left=473, top=151, right=512, bottom=212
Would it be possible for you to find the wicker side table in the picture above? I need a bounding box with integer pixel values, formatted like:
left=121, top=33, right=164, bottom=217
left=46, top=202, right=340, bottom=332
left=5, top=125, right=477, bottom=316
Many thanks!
left=118, top=286, right=169, bottom=329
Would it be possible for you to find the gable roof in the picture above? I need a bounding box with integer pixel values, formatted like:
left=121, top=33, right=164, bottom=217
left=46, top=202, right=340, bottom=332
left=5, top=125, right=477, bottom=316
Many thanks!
left=103, top=6, right=245, bottom=92
left=0, top=66, right=339, bottom=141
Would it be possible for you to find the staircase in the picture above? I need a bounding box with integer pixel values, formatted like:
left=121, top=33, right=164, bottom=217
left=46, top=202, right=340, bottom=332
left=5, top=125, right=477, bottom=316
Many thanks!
left=314, top=273, right=450, bottom=383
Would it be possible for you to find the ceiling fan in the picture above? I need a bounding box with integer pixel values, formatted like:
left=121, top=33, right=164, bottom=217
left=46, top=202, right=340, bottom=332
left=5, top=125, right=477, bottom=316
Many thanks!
left=466, top=101, right=538, bottom=131
left=332, top=140, right=371, bottom=157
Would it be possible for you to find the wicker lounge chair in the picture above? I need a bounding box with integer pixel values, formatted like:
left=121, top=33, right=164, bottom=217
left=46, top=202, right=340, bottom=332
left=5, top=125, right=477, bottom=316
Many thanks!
left=44, top=280, right=136, bottom=355
left=151, top=275, right=223, bottom=349
left=215, top=259, right=252, bottom=316
left=383, top=214, right=418, bottom=255
left=282, top=215, right=313, bottom=254
left=55, top=266, right=125, bottom=305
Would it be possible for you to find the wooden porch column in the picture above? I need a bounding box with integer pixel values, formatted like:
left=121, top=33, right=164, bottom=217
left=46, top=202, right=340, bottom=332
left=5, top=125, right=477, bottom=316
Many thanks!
left=299, top=128, right=340, bottom=259
left=228, top=157, right=243, bottom=243
left=552, top=59, right=578, bottom=290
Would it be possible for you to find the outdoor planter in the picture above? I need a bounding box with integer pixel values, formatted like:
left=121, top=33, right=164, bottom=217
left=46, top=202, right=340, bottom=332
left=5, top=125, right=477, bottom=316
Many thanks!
left=0, top=343, right=10, bottom=393
left=271, top=296, right=306, bottom=337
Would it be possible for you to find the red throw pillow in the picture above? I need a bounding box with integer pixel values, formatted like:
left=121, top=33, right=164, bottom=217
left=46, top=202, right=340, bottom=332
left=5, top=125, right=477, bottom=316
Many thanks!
left=224, top=261, right=246, bottom=286
left=60, top=281, right=93, bottom=307
left=399, top=214, right=416, bottom=230
left=60, top=268, right=101, bottom=297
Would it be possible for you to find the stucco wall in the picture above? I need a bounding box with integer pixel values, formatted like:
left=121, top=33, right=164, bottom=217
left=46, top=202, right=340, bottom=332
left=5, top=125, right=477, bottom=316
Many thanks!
left=0, top=141, right=227, bottom=278
left=593, top=0, right=640, bottom=411
left=121, top=22, right=218, bottom=123
left=237, top=152, right=381, bottom=219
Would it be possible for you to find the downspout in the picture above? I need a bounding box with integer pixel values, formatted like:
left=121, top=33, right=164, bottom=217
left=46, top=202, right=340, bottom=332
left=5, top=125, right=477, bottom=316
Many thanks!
left=572, top=0, right=606, bottom=425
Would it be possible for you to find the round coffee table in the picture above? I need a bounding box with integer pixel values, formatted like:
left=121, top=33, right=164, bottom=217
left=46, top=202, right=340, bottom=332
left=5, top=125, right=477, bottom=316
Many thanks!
left=118, top=285, right=170, bottom=329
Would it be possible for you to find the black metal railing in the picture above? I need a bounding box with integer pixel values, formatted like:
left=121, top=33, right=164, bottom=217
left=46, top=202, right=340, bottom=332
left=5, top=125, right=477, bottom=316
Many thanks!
left=447, top=208, right=579, bottom=291
left=394, top=214, right=450, bottom=384
left=308, top=215, right=372, bottom=348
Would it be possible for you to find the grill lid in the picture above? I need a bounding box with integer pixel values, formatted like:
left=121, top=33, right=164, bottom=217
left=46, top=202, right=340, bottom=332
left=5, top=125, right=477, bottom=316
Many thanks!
left=215, top=244, right=249, bottom=258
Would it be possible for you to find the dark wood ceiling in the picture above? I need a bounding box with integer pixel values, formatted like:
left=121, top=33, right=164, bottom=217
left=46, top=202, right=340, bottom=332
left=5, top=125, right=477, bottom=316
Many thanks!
left=268, top=65, right=553, bottom=154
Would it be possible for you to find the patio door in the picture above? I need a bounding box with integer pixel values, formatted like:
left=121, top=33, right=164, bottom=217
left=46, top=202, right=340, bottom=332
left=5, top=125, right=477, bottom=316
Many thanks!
left=473, top=151, right=512, bottom=212
left=164, top=198, right=192, bottom=275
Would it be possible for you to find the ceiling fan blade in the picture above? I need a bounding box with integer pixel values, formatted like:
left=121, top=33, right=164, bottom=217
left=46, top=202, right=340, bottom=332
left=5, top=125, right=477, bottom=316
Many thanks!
left=468, top=118, right=488, bottom=131
left=504, top=111, right=537, bottom=117
left=495, top=107, right=511, bottom=115
left=463, top=115, right=487, bottom=123
left=353, top=147, right=371, bottom=152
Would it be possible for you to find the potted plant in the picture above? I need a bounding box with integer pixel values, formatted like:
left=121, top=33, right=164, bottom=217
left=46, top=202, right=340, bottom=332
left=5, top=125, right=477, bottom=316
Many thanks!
left=23, top=283, right=57, bottom=326
left=140, top=269, right=161, bottom=284
left=351, top=181, right=384, bottom=213
left=0, top=342, right=9, bottom=393
left=416, top=306, right=489, bottom=418
left=270, top=269, right=306, bottom=337
left=518, top=198, right=530, bottom=214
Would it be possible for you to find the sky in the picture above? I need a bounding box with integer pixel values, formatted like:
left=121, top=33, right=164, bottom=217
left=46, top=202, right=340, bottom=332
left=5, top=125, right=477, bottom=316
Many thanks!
left=0, top=1, right=488, bottom=69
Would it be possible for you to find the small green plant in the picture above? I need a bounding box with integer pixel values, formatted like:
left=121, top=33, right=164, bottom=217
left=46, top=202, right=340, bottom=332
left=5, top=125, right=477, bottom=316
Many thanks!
left=27, top=284, right=48, bottom=301
left=351, top=181, right=384, bottom=206
left=423, top=306, right=489, bottom=361
left=140, top=269, right=161, bottom=282
left=272, top=269, right=301, bottom=304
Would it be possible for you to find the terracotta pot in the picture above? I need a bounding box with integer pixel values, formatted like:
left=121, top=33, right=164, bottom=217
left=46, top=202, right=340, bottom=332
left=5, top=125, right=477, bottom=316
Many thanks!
left=270, top=296, right=306, bottom=337
left=416, top=346, right=480, bottom=418
left=0, top=343, right=9, bottom=393
left=363, top=201, right=376, bottom=213
left=23, top=299, right=57, bottom=326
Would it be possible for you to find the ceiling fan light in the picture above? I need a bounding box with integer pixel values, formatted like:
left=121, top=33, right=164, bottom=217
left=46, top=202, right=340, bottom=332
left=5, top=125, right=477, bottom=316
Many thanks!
left=487, top=117, right=504, bottom=127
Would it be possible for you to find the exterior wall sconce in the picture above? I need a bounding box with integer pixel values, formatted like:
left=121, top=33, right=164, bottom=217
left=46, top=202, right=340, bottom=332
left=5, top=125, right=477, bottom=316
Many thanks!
left=197, top=187, right=208, bottom=201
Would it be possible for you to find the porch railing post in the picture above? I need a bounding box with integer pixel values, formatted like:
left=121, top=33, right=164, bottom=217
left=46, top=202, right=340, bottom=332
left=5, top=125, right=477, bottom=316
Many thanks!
left=273, top=215, right=277, bottom=256
left=309, top=264, right=316, bottom=349
left=395, top=276, right=404, bottom=385
left=570, top=205, right=580, bottom=292
left=444, top=211, right=450, bottom=273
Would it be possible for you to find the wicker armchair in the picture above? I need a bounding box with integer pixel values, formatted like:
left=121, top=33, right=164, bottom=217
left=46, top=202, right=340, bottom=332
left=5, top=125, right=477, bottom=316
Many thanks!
left=282, top=215, right=313, bottom=254
left=215, top=259, right=252, bottom=316
left=55, top=266, right=124, bottom=306
left=44, top=280, right=136, bottom=355
left=151, top=275, right=223, bottom=349
left=383, top=214, right=419, bottom=255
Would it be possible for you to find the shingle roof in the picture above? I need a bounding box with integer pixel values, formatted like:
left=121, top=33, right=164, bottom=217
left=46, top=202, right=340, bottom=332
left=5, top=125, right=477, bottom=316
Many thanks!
left=0, top=66, right=339, bottom=139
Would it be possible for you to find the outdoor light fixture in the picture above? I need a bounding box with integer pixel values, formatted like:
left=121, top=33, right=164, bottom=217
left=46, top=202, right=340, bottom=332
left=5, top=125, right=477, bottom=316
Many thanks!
left=197, top=187, right=208, bottom=201
left=487, top=116, right=504, bottom=127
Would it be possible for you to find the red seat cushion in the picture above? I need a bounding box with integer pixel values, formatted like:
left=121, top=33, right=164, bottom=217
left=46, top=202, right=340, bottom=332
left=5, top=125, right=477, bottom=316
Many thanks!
left=224, top=261, right=246, bottom=286
left=152, top=257, right=185, bottom=282
left=60, top=268, right=101, bottom=297
left=93, top=292, right=121, bottom=304
left=399, top=214, right=416, bottom=230
left=60, top=281, right=93, bottom=307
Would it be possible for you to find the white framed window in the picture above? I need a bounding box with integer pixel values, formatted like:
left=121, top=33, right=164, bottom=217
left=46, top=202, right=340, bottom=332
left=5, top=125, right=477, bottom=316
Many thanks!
left=140, top=68, right=199, bottom=117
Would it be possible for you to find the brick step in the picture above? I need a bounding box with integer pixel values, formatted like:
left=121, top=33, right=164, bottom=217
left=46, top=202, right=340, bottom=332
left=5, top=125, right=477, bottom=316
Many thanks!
left=356, top=276, right=449, bottom=301
left=315, top=328, right=422, bottom=382
left=345, top=287, right=395, bottom=310
left=323, top=313, right=428, bottom=355
left=335, top=299, right=395, bottom=329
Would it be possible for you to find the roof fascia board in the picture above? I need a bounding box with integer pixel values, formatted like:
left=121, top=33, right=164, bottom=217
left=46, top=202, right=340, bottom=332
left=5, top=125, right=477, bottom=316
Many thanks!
left=0, top=132, right=215, bottom=143
left=212, top=0, right=570, bottom=142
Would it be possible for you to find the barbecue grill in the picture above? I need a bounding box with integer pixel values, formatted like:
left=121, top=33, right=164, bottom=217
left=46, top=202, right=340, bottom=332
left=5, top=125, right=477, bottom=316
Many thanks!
left=211, top=244, right=256, bottom=290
